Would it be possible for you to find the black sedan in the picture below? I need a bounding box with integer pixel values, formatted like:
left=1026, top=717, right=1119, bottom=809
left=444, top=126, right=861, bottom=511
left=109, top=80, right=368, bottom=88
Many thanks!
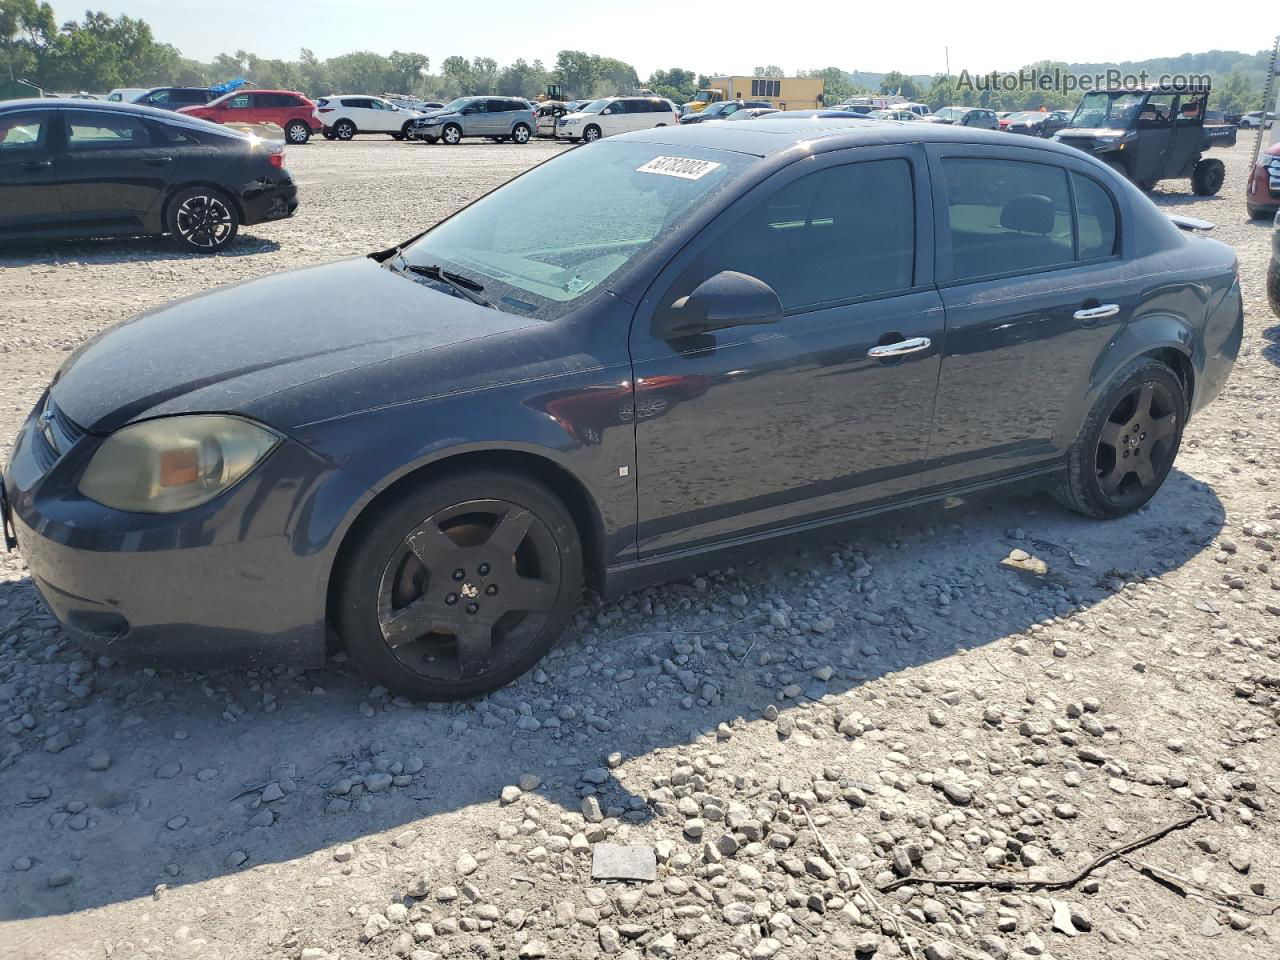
left=1005, top=109, right=1072, bottom=137
left=2, top=119, right=1243, bottom=700
left=0, top=99, right=297, bottom=253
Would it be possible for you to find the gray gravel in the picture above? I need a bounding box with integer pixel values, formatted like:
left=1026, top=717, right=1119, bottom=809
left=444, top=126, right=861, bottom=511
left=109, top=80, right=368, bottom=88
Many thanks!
left=1, top=138, right=1278, bottom=960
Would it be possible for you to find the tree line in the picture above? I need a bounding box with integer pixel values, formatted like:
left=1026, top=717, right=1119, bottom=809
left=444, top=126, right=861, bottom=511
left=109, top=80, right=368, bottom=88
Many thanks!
left=0, top=2, right=1268, bottom=115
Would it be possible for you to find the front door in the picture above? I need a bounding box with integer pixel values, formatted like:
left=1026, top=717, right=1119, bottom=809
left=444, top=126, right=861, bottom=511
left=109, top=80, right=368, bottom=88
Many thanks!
left=57, top=110, right=177, bottom=228
left=1169, top=93, right=1206, bottom=176
left=0, top=110, right=61, bottom=234
left=1133, top=93, right=1176, bottom=183
left=923, top=146, right=1129, bottom=490
left=461, top=100, right=491, bottom=136
left=630, top=146, right=943, bottom=556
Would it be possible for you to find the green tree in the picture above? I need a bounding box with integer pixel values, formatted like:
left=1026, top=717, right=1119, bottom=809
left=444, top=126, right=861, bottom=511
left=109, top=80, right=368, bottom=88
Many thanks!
left=801, top=67, right=853, bottom=104
left=387, top=50, right=429, bottom=94
left=647, top=67, right=699, bottom=103
left=497, top=58, right=548, bottom=98
left=440, top=55, right=474, bottom=94
left=753, top=64, right=784, bottom=77
left=1, top=0, right=54, bottom=81
left=595, top=56, right=639, bottom=95
left=554, top=49, right=599, bottom=99
left=879, top=70, right=919, bottom=100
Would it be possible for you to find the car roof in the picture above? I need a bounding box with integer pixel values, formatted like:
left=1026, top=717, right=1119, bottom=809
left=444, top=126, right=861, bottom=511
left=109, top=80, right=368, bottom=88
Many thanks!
left=616, top=117, right=1092, bottom=159
left=1098, top=82, right=1211, bottom=94
left=0, top=97, right=253, bottom=138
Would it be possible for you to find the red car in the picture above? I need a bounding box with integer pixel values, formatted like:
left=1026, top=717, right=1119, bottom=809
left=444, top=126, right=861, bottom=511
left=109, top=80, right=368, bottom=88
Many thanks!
left=1247, top=141, right=1280, bottom=220
left=179, top=90, right=321, bottom=144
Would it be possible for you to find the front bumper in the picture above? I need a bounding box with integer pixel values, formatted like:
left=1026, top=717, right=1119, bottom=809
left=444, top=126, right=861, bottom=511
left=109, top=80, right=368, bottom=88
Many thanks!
left=2, top=398, right=369, bottom=669
left=1247, top=160, right=1280, bottom=212
left=239, top=174, right=298, bottom=225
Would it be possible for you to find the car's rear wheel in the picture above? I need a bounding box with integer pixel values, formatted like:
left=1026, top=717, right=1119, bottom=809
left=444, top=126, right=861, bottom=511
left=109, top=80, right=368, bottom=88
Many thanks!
left=1053, top=358, right=1186, bottom=518
left=334, top=470, right=583, bottom=700
left=322, top=129, right=336, bottom=141
left=583, top=124, right=602, bottom=143
left=334, top=120, right=356, bottom=141
left=1191, top=158, right=1225, bottom=196
left=285, top=120, right=310, bottom=144
left=166, top=186, right=239, bottom=254
left=511, top=123, right=531, bottom=144
left=441, top=123, right=463, bottom=145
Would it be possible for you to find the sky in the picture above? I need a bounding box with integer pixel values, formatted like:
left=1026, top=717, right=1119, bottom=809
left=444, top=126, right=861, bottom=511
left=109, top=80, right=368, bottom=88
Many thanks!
left=50, top=0, right=1271, bottom=78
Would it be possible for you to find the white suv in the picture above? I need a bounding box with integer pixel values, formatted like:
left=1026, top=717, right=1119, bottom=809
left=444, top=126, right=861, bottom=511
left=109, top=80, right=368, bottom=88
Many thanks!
left=315, top=95, right=425, bottom=140
left=557, top=96, right=679, bottom=142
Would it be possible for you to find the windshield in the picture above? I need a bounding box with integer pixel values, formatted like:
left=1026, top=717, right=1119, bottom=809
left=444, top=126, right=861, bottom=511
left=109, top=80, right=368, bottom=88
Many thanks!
left=580, top=99, right=608, bottom=114
left=935, top=107, right=963, bottom=121
left=442, top=98, right=472, bottom=112
left=403, top=141, right=754, bottom=319
left=1069, top=92, right=1143, bottom=129
left=694, top=91, right=715, bottom=103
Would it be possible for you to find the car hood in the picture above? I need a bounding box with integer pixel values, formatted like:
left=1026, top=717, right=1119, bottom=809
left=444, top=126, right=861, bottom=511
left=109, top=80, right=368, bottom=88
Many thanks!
left=51, top=257, right=542, bottom=435
left=415, top=109, right=460, bottom=121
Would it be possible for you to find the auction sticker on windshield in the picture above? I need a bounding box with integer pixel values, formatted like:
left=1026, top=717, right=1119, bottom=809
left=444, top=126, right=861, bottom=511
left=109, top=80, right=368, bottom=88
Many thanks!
left=636, top=156, right=723, bottom=180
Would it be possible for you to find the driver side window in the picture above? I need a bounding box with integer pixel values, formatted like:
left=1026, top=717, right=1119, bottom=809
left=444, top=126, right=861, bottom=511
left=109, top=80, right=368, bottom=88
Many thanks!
left=1138, top=94, right=1175, bottom=127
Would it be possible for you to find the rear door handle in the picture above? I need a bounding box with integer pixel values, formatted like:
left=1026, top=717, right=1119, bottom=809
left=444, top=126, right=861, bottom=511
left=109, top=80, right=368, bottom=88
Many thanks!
left=868, top=336, right=932, bottom=358
left=20, top=159, right=52, bottom=170
left=1073, top=304, right=1119, bottom=321
left=145, top=156, right=176, bottom=165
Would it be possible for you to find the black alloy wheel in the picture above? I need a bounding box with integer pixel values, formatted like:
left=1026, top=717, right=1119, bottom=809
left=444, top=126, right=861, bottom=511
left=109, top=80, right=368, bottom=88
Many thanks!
left=167, top=187, right=239, bottom=253
left=335, top=471, right=582, bottom=700
left=1055, top=358, right=1185, bottom=518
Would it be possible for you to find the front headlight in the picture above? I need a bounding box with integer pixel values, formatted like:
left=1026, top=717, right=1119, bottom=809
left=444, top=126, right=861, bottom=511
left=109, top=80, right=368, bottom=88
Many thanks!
left=561, top=117, right=580, bottom=124
left=78, top=415, right=281, bottom=513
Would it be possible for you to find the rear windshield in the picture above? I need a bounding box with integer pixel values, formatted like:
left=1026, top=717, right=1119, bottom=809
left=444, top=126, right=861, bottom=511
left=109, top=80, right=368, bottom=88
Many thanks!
left=403, top=141, right=755, bottom=319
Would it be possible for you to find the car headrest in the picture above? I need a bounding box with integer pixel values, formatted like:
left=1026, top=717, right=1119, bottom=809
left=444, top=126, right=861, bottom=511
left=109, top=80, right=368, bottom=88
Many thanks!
left=1000, top=194, right=1055, bottom=235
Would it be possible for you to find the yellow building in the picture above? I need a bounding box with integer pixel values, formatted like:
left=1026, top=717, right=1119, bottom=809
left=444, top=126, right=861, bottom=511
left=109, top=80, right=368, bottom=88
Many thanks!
left=683, top=76, right=826, bottom=113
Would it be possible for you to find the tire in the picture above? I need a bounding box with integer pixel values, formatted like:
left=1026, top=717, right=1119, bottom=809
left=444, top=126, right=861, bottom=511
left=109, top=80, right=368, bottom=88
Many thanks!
left=583, top=124, right=602, bottom=143
left=285, top=120, right=310, bottom=144
left=1053, top=358, right=1187, bottom=519
left=1268, top=258, right=1280, bottom=319
left=323, top=130, right=336, bottom=141
left=166, top=186, right=240, bottom=253
left=441, top=123, right=462, bottom=145
left=1248, top=204, right=1274, bottom=221
left=1191, top=158, right=1225, bottom=196
left=334, top=119, right=356, bottom=141
left=422, top=135, right=439, bottom=144
left=511, top=123, right=531, bottom=144
left=334, top=470, right=583, bottom=700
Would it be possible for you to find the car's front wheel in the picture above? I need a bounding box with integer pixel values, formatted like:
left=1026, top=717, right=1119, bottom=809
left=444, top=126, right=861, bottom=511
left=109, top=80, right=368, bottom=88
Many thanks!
left=441, top=123, right=463, bottom=145
left=1054, top=358, right=1186, bottom=518
left=334, top=470, right=583, bottom=700
left=583, top=124, right=602, bottom=143
left=285, top=120, right=311, bottom=144
left=166, top=186, right=240, bottom=254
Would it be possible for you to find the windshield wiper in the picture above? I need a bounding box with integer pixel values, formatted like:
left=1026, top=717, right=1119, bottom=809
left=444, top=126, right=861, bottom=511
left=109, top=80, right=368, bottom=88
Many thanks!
left=387, top=250, right=494, bottom=309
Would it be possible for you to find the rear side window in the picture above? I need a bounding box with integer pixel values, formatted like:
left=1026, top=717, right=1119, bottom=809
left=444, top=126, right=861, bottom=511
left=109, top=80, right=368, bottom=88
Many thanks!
left=227, top=94, right=250, bottom=108
left=316, top=98, right=330, bottom=107
left=707, top=158, right=916, bottom=311
left=64, top=112, right=150, bottom=149
left=942, top=158, right=1074, bottom=280
left=1073, top=173, right=1118, bottom=259
left=0, top=112, right=47, bottom=151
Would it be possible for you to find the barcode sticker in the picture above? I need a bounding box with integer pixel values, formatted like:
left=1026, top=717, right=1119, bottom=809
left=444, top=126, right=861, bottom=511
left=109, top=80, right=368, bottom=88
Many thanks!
left=636, top=156, right=723, bottom=180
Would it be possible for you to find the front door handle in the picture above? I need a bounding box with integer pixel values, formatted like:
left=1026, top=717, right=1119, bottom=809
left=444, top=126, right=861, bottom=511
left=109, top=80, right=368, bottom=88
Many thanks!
left=145, top=156, right=176, bottom=165
left=1073, top=304, right=1119, bottom=321
left=868, top=336, right=931, bottom=358
left=20, top=159, right=52, bottom=170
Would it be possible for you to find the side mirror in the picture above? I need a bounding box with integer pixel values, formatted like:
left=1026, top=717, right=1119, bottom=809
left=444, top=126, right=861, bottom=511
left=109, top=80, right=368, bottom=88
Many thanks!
left=654, top=271, right=783, bottom=339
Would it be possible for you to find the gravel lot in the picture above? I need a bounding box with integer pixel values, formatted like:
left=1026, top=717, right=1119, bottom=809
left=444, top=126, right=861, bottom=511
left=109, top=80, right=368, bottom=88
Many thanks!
left=0, top=136, right=1277, bottom=960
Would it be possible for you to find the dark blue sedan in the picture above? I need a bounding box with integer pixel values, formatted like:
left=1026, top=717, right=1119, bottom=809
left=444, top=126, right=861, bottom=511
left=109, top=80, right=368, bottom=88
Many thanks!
left=2, top=118, right=1243, bottom=699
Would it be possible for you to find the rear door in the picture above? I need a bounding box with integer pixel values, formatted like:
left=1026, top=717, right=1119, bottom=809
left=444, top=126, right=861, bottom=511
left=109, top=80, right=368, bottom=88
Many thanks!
left=0, top=110, right=62, bottom=233
left=1133, top=93, right=1176, bottom=181
left=923, top=144, right=1128, bottom=490
left=57, top=109, right=178, bottom=228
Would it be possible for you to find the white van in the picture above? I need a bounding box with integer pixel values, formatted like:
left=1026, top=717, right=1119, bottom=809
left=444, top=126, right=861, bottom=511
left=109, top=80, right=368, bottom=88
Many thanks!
left=556, top=96, right=679, bottom=142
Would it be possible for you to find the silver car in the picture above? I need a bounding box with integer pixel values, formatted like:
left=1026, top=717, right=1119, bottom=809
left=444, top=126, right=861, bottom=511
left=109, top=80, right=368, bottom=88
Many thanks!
left=409, top=96, right=536, bottom=144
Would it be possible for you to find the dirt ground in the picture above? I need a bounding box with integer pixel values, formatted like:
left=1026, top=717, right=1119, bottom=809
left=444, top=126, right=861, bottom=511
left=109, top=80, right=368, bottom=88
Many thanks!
left=0, top=135, right=1277, bottom=960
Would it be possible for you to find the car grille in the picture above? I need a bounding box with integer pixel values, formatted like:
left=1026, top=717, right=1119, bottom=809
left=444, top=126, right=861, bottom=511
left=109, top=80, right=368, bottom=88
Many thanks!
left=32, top=396, right=86, bottom=470
left=1055, top=136, right=1093, bottom=152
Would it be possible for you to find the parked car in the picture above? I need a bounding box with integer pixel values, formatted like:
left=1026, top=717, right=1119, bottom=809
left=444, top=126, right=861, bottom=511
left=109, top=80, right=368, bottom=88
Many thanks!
left=869, top=109, right=918, bottom=121
left=1052, top=83, right=1236, bottom=194
left=755, top=110, right=872, bottom=121
left=557, top=96, right=678, bottom=142
left=678, top=99, right=772, bottom=124
left=1247, top=141, right=1280, bottom=219
left=133, top=87, right=215, bottom=111
left=408, top=97, right=536, bottom=144
left=0, top=99, right=296, bottom=253
left=383, top=94, right=445, bottom=112
left=1005, top=110, right=1071, bottom=137
left=1, top=119, right=1241, bottom=700
left=1239, top=111, right=1266, bottom=129
left=725, top=107, right=779, bottom=121
left=313, top=95, right=426, bottom=141
left=180, top=90, right=321, bottom=144
left=926, top=106, right=1000, bottom=129
left=105, top=88, right=148, bottom=103
left=897, top=102, right=932, bottom=117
